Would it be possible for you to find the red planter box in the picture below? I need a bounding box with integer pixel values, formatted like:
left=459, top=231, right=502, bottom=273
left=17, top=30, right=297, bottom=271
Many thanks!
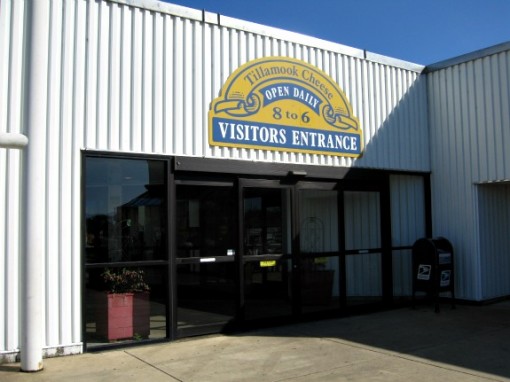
left=95, top=292, right=150, bottom=341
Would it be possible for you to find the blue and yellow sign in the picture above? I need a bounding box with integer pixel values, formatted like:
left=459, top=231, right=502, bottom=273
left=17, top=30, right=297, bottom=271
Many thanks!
left=209, top=56, right=362, bottom=157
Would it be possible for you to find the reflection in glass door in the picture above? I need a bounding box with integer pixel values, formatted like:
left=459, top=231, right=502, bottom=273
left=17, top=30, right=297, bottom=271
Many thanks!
left=176, top=185, right=237, bottom=336
left=242, top=186, right=292, bottom=321
left=297, top=185, right=340, bottom=314
left=84, top=157, right=168, bottom=348
left=344, top=191, right=383, bottom=306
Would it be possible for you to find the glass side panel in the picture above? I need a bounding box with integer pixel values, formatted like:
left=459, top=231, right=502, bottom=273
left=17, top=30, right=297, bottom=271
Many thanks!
left=85, top=265, right=168, bottom=347
left=299, top=189, right=340, bottom=313
left=344, top=191, right=383, bottom=305
left=84, top=157, right=169, bottom=347
left=345, top=253, right=382, bottom=305
left=344, top=191, right=381, bottom=251
left=85, top=158, right=167, bottom=263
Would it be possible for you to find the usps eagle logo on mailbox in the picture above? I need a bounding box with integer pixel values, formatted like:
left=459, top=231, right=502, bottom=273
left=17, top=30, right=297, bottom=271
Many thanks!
left=209, top=56, right=363, bottom=157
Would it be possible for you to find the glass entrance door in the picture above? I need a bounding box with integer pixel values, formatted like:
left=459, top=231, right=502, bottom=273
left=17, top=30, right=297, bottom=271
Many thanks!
left=296, top=182, right=340, bottom=314
left=175, top=184, right=237, bottom=336
left=241, top=182, right=293, bottom=321
left=343, top=190, right=384, bottom=306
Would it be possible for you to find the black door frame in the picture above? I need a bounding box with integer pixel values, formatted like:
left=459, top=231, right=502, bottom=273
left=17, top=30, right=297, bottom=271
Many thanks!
left=237, top=178, right=295, bottom=321
left=237, top=176, right=392, bottom=321
left=173, top=177, right=238, bottom=338
left=82, top=154, right=427, bottom=349
left=340, top=178, right=393, bottom=308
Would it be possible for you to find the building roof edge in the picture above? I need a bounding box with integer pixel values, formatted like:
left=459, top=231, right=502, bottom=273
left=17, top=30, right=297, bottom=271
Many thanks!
left=425, top=41, right=510, bottom=72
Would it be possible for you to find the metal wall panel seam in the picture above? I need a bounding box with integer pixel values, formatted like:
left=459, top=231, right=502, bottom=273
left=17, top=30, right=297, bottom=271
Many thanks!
left=6, top=0, right=24, bottom=140
left=6, top=153, right=22, bottom=350
left=71, top=0, right=87, bottom=343
left=484, top=57, right=496, bottom=181
left=490, top=56, right=502, bottom=180
left=108, top=3, right=121, bottom=152
left=132, top=8, right=144, bottom=152
left=207, top=24, right=220, bottom=159
left=163, top=14, right=174, bottom=154
left=0, top=150, right=5, bottom=350
left=1, top=154, right=8, bottom=351
left=153, top=12, right=164, bottom=154
left=403, top=71, right=419, bottom=170
left=84, top=0, right=98, bottom=149
left=201, top=22, right=211, bottom=157
left=46, top=0, right=64, bottom=346
left=466, top=61, right=480, bottom=183
left=97, top=0, right=110, bottom=150
left=460, top=64, right=477, bottom=264
left=58, top=0, right=77, bottom=344
left=457, top=65, right=475, bottom=255
left=172, top=17, right=183, bottom=154
left=191, top=21, right=201, bottom=157
left=0, top=0, right=12, bottom=136
left=474, top=59, right=487, bottom=182
left=471, top=185, right=483, bottom=300
left=142, top=9, right=154, bottom=153
left=373, top=62, right=383, bottom=167
left=119, top=6, right=132, bottom=151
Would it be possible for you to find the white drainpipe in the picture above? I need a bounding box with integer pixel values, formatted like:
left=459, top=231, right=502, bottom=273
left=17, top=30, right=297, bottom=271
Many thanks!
left=19, top=0, right=50, bottom=372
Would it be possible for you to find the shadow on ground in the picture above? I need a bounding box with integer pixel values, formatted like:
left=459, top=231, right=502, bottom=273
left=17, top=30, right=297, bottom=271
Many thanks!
left=236, top=300, right=510, bottom=380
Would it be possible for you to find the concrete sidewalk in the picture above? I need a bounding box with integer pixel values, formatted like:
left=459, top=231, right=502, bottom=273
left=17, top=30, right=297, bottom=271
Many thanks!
left=2, top=301, right=510, bottom=381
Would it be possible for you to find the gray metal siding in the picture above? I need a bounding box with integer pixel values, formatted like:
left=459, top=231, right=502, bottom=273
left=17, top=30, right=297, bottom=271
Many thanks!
left=390, top=175, right=427, bottom=296
left=428, top=48, right=510, bottom=300
left=478, top=183, right=510, bottom=299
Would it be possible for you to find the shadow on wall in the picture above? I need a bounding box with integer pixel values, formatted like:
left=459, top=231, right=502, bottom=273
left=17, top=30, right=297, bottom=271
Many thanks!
left=353, top=73, right=428, bottom=172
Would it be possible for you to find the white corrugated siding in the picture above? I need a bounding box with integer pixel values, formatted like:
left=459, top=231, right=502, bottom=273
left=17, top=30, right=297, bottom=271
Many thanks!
left=478, top=183, right=510, bottom=299
left=79, top=0, right=429, bottom=171
left=0, top=0, right=25, bottom=354
left=390, top=175, right=427, bottom=296
left=1, top=0, right=429, bottom=354
left=428, top=47, right=510, bottom=300
left=344, top=191, right=382, bottom=296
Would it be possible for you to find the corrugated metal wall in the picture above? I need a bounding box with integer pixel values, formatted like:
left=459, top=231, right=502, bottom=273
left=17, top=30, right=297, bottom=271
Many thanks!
left=390, top=175, right=426, bottom=296
left=0, top=0, right=25, bottom=355
left=344, top=191, right=382, bottom=296
left=79, top=0, right=428, bottom=170
left=428, top=46, right=510, bottom=300
left=1, top=0, right=429, bottom=354
left=478, top=183, right=510, bottom=299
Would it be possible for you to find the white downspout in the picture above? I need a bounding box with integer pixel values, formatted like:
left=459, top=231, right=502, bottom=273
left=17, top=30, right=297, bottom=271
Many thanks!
left=20, top=0, right=50, bottom=372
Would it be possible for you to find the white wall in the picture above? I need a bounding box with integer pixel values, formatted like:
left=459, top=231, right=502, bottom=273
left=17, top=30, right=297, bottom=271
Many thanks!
left=427, top=44, right=510, bottom=300
left=478, top=183, right=510, bottom=299
left=390, top=175, right=427, bottom=296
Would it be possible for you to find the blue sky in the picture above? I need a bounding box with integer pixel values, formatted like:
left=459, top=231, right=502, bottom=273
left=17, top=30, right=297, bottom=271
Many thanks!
left=164, top=0, right=510, bottom=65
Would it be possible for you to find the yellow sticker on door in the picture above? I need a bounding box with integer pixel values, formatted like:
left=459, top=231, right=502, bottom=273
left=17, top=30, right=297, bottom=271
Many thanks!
left=260, top=260, right=277, bottom=268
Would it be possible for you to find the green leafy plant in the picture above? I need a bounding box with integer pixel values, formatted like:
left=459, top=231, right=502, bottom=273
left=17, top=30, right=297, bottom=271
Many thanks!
left=101, top=268, right=150, bottom=294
